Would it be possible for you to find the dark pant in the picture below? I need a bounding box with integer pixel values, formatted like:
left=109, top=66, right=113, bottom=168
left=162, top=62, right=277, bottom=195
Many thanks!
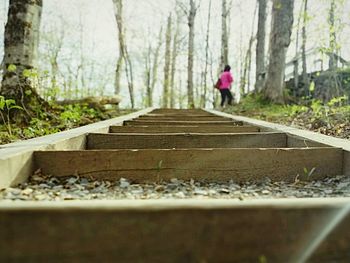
left=220, top=89, right=233, bottom=106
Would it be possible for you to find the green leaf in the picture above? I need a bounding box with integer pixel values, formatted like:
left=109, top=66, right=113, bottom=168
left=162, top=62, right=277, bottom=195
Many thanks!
left=0, top=96, right=5, bottom=110
left=7, top=64, right=16, bottom=72
left=22, top=69, right=31, bottom=78
left=5, top=99, right=16, bottom=108
left=9, top=105, right=23, bottom=110
left=25, top=90, right=32, bottom=96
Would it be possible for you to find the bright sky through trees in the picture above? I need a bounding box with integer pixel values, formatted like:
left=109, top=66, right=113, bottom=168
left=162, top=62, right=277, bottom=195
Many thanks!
left=1, top=0, right=350, bottom=107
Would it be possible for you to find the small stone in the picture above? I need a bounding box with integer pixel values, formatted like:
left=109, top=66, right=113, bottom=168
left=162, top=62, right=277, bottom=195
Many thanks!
left=67, top=177, right=79, bottom=185
left=194, top=189, right=208, bottom=196
left=170, top=178, right=179, bottom=184
left=218, top=188, right=230, bottom=194
left=6, top=188, right=22, bottom=195
left=167, top=183, right=178, bottom=190
left=262, top=190, right=270, bottom=195
left=80, top=178, right=89, bottom=185
left=34, top=194, right=47, bottom=201
left=119, top=178, right=130, bottom=188
left=155, top=185, right=165, bottom=192
left=175, top=191, right=186, bottom=198
left=21, top=188, right=33, bottom=195
left=32, top=174, right=45, bottom=182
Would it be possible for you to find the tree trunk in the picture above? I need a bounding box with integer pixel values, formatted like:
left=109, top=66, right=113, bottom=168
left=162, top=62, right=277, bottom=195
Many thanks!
left=112, top=0, right=134, bottom=108
left=187, top=0, right=197, bottom=109
left=113, top=0, right=124, bottom=96
left=328, top=0, right=337, bottom=70
left=301, top=0, right=309, bottom=96
left=170, top=13, right=180, bottom=109
left=263, top=0, right=294, bottom=103
left=144, top=45, right=152, bottom=107
left=1, top=0, right=47, bottom=121
left=163, top=14, right=172, bottom=108
left=149, top=27, right=163, bottom=107
left=220, top=0, right=229, bottom=70
left=255, top=0, right=267, bottom=92
left=201, top=0, right=212, bottom=108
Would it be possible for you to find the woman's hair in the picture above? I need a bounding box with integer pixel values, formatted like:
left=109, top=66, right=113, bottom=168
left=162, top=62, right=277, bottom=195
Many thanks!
left=224, top=65, right=231, bottom=72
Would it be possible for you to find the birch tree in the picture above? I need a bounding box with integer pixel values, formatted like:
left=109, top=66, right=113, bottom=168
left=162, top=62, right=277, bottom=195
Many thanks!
left=255, top=0, right=267, bottom=92
left=1, top=0, right=46, bottom=118
left=263, top=0, right=294, bottom=103
left=112, top=0, right=134, bottom=108
left=221, top=0, right=229, bottom=69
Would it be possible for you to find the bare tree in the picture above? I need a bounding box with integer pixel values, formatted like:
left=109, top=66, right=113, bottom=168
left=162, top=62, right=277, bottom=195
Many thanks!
left=163, top=14, right=172, bottom=108
left=112, top=0, right=134, bottom=108
left=263, top=0, right=294, bottom=103
left=328, top=0, right=337, bottom=70
left=241, top=3, right=258, bottom=95
left=176, top=0, right=201, bottom=108
left=186, top=0, right=200, bottom=109
left=170, top=12, right=181, bottom=108
left=301, top=0, right=309, bottom=95
left=1, top=0, right=47, bottom=120
left=113, top=0, right=124, bottom=96
left=255, top=0, right=267, bottom=92
left=200, top=0, right=212, bottom=108
left=220, top=0, right=229, bottom=69
left=150, top=27, right=163, bottom=107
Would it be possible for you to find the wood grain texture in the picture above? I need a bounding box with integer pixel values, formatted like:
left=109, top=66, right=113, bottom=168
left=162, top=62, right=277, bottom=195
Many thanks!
left=34, top=148, right=343, bottom=182
left=124, top=120, right=244, bottom=126
left=1, top=202, right=350, bottom=262
left=87, top=132, right=287, bottom=149
left=137, top=116, right=230, bottom=121
left=109, top=125, right=260, bottom=133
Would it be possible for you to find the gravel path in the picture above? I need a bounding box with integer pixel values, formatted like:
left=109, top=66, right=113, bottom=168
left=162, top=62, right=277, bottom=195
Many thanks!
left=1, top=173, right=350, bottom=201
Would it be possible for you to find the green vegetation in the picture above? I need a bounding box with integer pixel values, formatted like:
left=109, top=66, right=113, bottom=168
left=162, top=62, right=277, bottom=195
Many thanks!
left=225, top=94, right=350, bottom=139
left=0, top=102, right=134, bottom=145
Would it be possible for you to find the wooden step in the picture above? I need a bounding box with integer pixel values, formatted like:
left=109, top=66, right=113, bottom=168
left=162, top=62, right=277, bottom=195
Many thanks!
left=109, top=125, right=261, bottom=134
left=87, top=132, right=287, bottom=149
left=124, top=120, right=244, bottom=126
left=34, top=147, right=342, bottom=182
left=136, top=116, right=230, bottom=121
left=1, top=199, right=349, bottom=262
left=150, top=109, right=208, bottom=114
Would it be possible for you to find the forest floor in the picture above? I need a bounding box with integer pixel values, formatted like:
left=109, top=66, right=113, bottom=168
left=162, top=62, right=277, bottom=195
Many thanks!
left=224, top=95, right=350, bottom=140
left=1, top=96, right=349, bottom=145
left=0, top=103, right=134, bottom=145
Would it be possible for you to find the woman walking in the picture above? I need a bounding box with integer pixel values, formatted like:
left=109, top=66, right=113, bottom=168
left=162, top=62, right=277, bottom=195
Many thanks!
left=218, top=65, right=234, bottom=107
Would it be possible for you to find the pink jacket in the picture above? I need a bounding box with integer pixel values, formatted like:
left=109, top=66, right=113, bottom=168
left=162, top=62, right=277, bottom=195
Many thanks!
left=219, top=71, right=234, bottom=89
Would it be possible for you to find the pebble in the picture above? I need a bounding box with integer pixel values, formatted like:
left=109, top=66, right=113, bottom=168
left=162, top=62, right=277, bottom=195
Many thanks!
left=1, top=175, right=350, bottom=201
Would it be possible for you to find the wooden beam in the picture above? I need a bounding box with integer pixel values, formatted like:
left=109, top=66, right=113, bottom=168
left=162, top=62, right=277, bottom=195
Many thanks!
left=34, top=148, right=343, bottom=182
left=0, top=199, right=350, bottom=262
left=136, top=116, right=230, bottom=121
left=109, top=125, right=261, bottom=134
left=87, top=133, right=287, bottom=149
left=124, top=120, right=244, bottom=126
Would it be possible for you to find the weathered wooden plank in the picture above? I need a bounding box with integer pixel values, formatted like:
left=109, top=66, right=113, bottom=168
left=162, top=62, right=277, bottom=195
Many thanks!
left=287, top=134, right=330, bottom=148
left=1, top=200, right=350, bottom=262
left=144, top=113, right=217, bottom=117
left=137, top=116, right=230, bottom=121
left=109, top=125, right=261, bottom=134
left=124, top=120, right=244, bottom=126
left=150, top=109, right=208, bottom=114
left=87, top=132, right=287, bottom=149
left=34, top=148, right=343, bottom=182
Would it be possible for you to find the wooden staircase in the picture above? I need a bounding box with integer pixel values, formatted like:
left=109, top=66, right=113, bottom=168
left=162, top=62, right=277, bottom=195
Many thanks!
left=1, top=108, right=349, bottom=262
